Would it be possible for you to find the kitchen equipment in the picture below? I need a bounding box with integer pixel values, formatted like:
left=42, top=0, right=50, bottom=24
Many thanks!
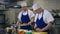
left=18, top=29, right=26, bottom=34
left=18, top=29, right=48, bottom=34
left=26, top=30, right=32, bottom=34
left=58, top=13, right=60, bottom=16
left=32, top=32, right=48, bottom=34
left=6, top=27, right=14, bottom=34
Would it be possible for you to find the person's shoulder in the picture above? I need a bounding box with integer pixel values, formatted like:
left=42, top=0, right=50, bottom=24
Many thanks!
left=44, top=9, right=51, bottom=14
left=18, top=11, right=22, bottom=15
left=28, top=9, right=33, bottom=13
left=44, top=9, right=49, bottom=12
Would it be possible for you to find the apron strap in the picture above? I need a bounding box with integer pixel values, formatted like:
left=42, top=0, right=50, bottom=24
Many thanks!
left=37, top=10, right=44, bottom=19
left=42, top=10, right=44, bottom=17
left=22, top=10, right=29, bottom=15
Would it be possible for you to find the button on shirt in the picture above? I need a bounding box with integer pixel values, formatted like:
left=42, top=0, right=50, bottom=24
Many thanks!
left=34, top=10, right=54, bottom=24
left=18, top=9, right=35, bottom=21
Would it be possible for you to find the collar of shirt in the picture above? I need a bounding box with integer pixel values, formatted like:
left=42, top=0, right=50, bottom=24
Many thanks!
left=22, top=10, right=28, bottom=15
left=36, top=12, right=43, bottom=20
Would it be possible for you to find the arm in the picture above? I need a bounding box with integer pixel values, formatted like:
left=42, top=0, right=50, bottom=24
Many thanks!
left=16, top=19, right=21, bottom=29
left=35, top=22, right=52, bottom=32
left=28, top=10, right=35, bottom=25
left=17, top=19, right=20, bottom=25
left=28, top=17, right=34, bottom=25
left=17, top=17, right=34, bottom=26
left=17, top=19, right=28, bottom=27
left=34, top=24, right=37, bottom=29
left=41, top=22, right=52, bottom=31
left=41, top=10, right=54, bottom=31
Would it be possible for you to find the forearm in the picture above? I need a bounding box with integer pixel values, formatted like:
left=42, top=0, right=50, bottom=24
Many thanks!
left=17, top=22, right=19, bottom=25
left=16, top=20, right=21, bottom=29
left=34, top=24, right=37, bottom=29
left=28, top=17, right=34, bottom=25
left=42, top=23, right=52, bottom=31
left=16, top=19, right=20, bottom=25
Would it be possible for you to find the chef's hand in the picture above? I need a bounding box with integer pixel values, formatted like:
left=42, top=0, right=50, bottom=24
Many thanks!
left=22, top=23, right=28, bottom=26
left=34, top=24, right=37, bottom=29
left=36, top=28, right=43, bottom=32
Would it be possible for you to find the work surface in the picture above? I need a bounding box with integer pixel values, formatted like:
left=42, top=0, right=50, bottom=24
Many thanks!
left=18, top=29, right=48, bottom=34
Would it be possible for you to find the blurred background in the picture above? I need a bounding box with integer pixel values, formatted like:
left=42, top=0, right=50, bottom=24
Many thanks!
left=0, top=0, right=60, bottom=34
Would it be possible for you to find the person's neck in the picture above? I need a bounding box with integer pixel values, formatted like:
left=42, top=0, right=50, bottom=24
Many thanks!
left=38, top=11, right=42, bottom=14
left=38, top=9, right=43, bottom=14
left=22, top=10, right=28, bottom=12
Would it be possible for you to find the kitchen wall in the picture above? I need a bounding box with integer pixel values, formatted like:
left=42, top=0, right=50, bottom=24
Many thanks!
left=33, top=0, right=60, bottom=11
left=5, top=8, right=20, bottom=23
